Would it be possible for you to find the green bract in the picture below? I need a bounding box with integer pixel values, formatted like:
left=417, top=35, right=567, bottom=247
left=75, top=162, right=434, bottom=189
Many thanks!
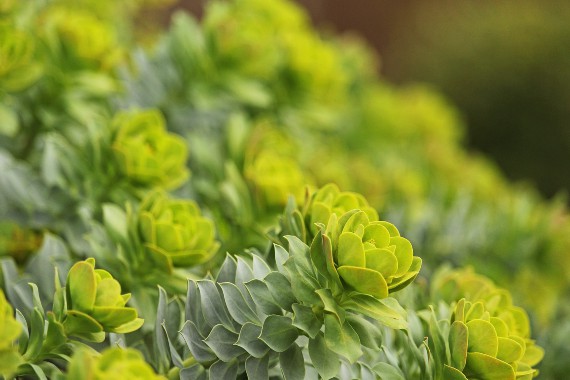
left=331, top=210, right=421, bottom=299
left=305, top=184, right=421, bottom=299
left=445, top=298, right=543, bottom=380
left=0, top=289, right=21, bottom=350
left=306, top=183, right=378, bottom=237
left=139, top=191, right=219, bottom=269
left=112, top=109, right=189, bottom=190
left=66, top=347, right=164, bottom=380
left=0, top=290, right=23, bottom=377
left=64, top=258, right=143, bottom=341
left=433, top=268, right=544, bottom=379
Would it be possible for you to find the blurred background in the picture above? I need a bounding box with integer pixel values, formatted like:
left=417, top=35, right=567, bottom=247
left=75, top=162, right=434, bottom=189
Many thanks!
left=173, top=0, right=570, bottom=200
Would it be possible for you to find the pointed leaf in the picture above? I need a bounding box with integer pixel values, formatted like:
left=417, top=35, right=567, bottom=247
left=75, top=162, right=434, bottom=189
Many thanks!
left=280, top=343, right=305, bottom=380
left=204, top=324, right=245, bottom=362
left=180, top=321, right=216, bottom=362
left=263, top=272, right=296, bottom=312
left=324, top=313, right=362, bottom=363
left=292, top=303, right=322, bottom=338
left=197, top=281, right=234, bottom=331
left=244, top=279, right=282, bottom=315
left=346, top=314, right=382, bottom=350
left=309, top=332, right=340, bottom=380
left=341, top=294, right=407, bottom=329
left=236, top=322, right=269, bottom=358
left=246, top=355, right=269, bottom=380
left=209, top=360, right=238, bottom=380
left=372, top=362, right=405, bottom=380
left=259, top=315, right=298, bottom=352
left=219, top=282, right=260, bottom=325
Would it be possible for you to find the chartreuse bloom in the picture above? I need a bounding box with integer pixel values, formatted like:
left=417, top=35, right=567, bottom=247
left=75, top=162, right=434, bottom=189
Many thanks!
left=139, top=191, right=219, bottom=270
left=434, top=268, right=544, bottom=379
left=64, top=258, right=143, bottom=342
left=444, top=298, right=543, bottom=380
left=203, top=0, right=307, bottom=80
left=306, top=184, right=421, bottom=299
left=112, top=109, right=189, bottom=190
left=245, top=150, right=306, bottom=208
left=305, top=183, right=378, bottom=237
left=0, top=24, right=42, bottom=92
left=66, top=347, right=164, bottom=380
left=0, top=290, right=23, bottom=378
left=40, top=6, right=121, bottom=69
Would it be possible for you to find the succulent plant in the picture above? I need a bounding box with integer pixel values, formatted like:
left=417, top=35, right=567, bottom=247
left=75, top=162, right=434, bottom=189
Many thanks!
left=138, top=191, right=219, bottom=270
left=63, top=258, right=143, bottom=342
left=294, top=184, right=422, bottom=299
left=112, top=109, right=189, bottom=190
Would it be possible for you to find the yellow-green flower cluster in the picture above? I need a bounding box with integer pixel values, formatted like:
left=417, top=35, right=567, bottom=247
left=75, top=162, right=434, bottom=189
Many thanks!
left=112, top=109, right=189, bottom=190
left=64, top=259, right=143, bottom=341
left=306, top=183, right=378, bottom=237
left=66, top=347, right=164, bottom=380
left=39, top=6, right=121, bottom=69
left=203, top=0, right=307, bottom=80
left=139, top=191, right=219, bottom=269
left=245, top=151, right=306, bottom=208
left=308, top=184, right=422, bottom=299
left=435, top=268, right=544, bottom=379
left=0, top=24, right=42, bottom=92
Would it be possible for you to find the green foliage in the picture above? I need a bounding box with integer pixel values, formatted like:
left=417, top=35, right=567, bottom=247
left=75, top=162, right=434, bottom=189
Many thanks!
left=0, top=0, right=563, bottom=378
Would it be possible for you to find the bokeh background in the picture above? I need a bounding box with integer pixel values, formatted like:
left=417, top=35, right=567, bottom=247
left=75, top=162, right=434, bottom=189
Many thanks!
left=170, top=0, right=570, bottom=200
left=294, top=0, right=570, bottom=200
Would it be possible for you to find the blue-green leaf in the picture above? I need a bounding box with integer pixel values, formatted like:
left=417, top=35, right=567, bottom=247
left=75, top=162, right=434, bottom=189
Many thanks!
left=259, top=315, right=298, bottom=353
